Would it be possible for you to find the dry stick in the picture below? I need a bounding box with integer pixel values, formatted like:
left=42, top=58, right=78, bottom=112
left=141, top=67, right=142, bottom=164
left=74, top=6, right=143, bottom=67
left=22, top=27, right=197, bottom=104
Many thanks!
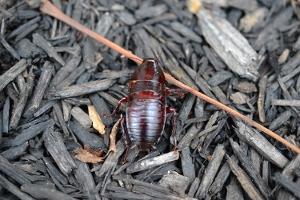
left=40, top=0, right=300, bottom=155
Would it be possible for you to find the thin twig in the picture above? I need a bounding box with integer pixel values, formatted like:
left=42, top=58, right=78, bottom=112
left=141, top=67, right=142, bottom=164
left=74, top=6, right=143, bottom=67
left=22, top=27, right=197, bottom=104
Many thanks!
left=40, top=0, right=300, bottom=155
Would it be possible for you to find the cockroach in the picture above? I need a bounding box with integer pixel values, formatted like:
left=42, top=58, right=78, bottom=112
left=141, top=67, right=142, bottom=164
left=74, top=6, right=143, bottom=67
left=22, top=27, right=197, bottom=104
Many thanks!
left=103, top=58, right=184, bottom=163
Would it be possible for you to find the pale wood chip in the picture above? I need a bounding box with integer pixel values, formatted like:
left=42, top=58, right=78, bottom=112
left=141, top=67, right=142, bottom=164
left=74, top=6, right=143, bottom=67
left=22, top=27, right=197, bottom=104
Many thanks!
left=88, top=105, right=105, bottom=134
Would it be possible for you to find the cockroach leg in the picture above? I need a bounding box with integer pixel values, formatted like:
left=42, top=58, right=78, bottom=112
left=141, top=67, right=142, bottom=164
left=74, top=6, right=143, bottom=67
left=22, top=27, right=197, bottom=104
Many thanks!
left=120, top=117, right=130, bottom=164
left=166, top=106, right=178, bottom=153
left=102, top=97, right=128, bottom=118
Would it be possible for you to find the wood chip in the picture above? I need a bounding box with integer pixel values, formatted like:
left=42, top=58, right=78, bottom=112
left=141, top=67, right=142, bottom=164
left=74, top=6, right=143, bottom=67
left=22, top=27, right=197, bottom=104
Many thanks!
left=43, top=128, right=77, bottom=176
left=234, top=120, right=289, bottom=168
left=196, top=144, right=225, bottom=199
left=0, top=59, right=28, bottom=91
left=197, top=9, right=259, bottom=81
left=126, top=151, right=179, bottom=174
left=233, top=81, right=257, bottom=93
left=230, top=92, right=248, bottom=104
left=32, top=33, right=65, bottom=66
left=159, top=171, right=190, bottom=197
left=226, top=155, right=264, bottom=200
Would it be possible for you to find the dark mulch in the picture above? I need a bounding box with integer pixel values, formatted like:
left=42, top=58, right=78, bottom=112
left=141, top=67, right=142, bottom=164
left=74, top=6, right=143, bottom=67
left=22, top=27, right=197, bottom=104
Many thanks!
left=0, top=0, right=300, bottom=199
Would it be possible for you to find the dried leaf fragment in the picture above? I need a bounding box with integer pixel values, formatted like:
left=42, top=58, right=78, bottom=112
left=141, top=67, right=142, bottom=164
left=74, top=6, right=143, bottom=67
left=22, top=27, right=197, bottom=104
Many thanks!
left=84, top=145, right=104, bottom=157
left=88, top=105, right=105, bottom=134
left=74, top=148, right=104, bottom=163
left=107, top=115, right=123, bottom=156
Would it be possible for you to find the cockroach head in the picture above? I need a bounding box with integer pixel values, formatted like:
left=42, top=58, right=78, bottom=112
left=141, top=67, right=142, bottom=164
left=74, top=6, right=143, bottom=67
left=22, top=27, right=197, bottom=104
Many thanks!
left=131, top=58, right=165, bottom=82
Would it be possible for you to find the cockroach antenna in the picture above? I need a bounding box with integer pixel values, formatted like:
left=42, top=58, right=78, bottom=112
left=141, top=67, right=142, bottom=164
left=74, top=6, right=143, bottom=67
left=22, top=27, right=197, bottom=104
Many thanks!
left=156, top=51, right=164, bottom=61
left=155, top=51, right=165, bottom=68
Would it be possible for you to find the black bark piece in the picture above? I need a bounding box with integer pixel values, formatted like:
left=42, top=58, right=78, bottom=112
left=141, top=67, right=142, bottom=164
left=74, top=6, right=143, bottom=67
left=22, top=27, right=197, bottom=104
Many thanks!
left=230, top=138, right=272, bottom=199
left=226, top=176, right=244, bottom=200
left=179, top=60, right=215, bottom=99
left=1, top=142, right=28, bottom=161
left=273, top=172, right=300, bottom=198
left=209, top=155, right=238, bottom=196
left=135, top=4, right=168, bottom=20
left=15, top=23, right=39, bottom=42
left=32, top=33, right=65, bottom=66
left=74, top=159, right=100, bottom=199
left=50, top=57, right=81, bottom=88
left=82, top=38, right=95, bottom=70
left=94, top=69, right=133, bottom=80
left=117, top=11, right=136, bottom=25
left=33, top=100, right=58, bottom=117
left=268, top=110, right=291, bottom=131
left=55, top=64, right=86, bottom=88
left=24, top=61, right=54, bottom=117
left=12, top=119, right=55, bottom=146
left=170, top=21, right=202, bottom=43
left=0, top=59, right=28, bottom=91
left=202, top=117, right=227, bottom=154
left=95, top=12, right=114, bottom=39
left=258, top=75, right=267, bottom=123
left=126, top=151, right=179, bottom=174
left=17, top=9, right=40, bottom=19
left=188, top=177, right=200, bottom=198
left=211, top=86, right=231, bottom=105
left=234, top=119, right=289, bottom=168
left=53, top=103, right=69, bottom=136
left=68, top=121, right=107, bottom=151
left=196, top=144, right=225, bottom=199
left=226, top=154, right=265, bottom=200
left=43, top=128, right=77, bottom=176
left=21, top=183, right=77, bottom=200
left=96, top=141, right=124, bottom=178
left=157, top=24, right=186, bottom=43
left=203, top=45, right=224, bottom=71
left=0, top=155, right=32, bottom=184
left=159, top=171, right=190, bottom=197
left=180, top=147, right=195, bottom=180
left=166, top=41, right=185, bottom=59
left=177, top=124, right=200, bottom=150
left=162, top=48, right=197, bottom=89
left=0, top=34, right=20, bottom=60
left=70, top=106, right=92, bottom=129
left=113, top=175, right=173, bottom=194
left=42, top=156, right=68, bottom=185
left=0, top=174, right=34, bottom=200
left=177, top=93, right=196, bottom=129
left=207, top=71, right=233, bottom=87
left=49, top=79, right=114, bottom=100
left=253, top=7, right=293, bottom=50
left=8, top=16, right=41, bottom=39
left=15, top=38, right=44, bottom=58
left=2, top=97, right=10, bottom=134
left=64, top=97, right=91, bottom=106
left=134, top=13, right=176, bottom=28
